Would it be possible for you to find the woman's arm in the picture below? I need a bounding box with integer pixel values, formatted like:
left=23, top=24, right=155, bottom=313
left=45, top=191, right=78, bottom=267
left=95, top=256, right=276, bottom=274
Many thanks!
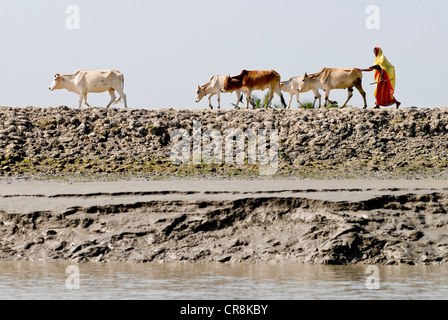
left=369, top=64, right=382, bottom=72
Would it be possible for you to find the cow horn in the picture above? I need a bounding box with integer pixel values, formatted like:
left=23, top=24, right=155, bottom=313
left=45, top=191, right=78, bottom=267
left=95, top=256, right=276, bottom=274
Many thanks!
left=54, top=73, right=61, bottom=78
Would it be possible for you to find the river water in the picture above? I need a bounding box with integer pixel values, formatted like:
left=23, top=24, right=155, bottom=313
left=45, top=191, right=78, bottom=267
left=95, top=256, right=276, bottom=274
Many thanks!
left=0, top=262, right=447, bottom=300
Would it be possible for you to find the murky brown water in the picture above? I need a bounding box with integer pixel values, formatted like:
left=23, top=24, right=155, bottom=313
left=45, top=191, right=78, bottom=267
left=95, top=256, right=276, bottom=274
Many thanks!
left=0, top=262, right=447, bottom=300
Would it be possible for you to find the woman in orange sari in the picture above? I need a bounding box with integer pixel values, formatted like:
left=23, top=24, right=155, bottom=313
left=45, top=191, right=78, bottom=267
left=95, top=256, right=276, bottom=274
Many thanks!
left=370, top=47, right=401, bottom=109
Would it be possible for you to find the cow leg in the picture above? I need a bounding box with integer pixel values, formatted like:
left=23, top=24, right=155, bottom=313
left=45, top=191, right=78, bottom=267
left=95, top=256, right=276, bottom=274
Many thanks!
left=208, top=93, right=215, bottom=109
left=78, top=92, right=84, bottom=108
left=296, top=93, right=304, bottom=108
left=217, top=92, right=221, bottom=109
left=246, top=91, right=253, bottom=109
left=276, top=87, right=287, bottom=108
left=266, top=89, right=275, bottom=108
left=311, top=89, right=320, bottom=108
left=288, top=93, right=293, bottom=109
left=83, top=93, right=92, bottom=107
left=249, top=95, right=257, bottom=108
left=115, top=88, right=128, bottom=108
left=106, top=89, right=116, bottom=108
left=354, top=79, right=368, bottom=109
left=234, top=91, right=239, bottom=108
left=312, top=89, right=321, bottom=108
left=340, top=87, right=354, bottom=108
left=324, top=90, right=331, bottom=108
left=324, top=89, right=338, bottom=107
left=235, top=90, right=243, bottom=108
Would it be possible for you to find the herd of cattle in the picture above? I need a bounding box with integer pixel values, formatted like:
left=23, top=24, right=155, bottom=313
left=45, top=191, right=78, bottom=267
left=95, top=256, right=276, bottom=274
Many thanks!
left=49, top=68, right=371, bottom=110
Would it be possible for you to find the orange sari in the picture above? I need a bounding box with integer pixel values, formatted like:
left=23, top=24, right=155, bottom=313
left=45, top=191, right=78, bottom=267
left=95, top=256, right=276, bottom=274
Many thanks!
left=374, top=68, right=396, bottom=106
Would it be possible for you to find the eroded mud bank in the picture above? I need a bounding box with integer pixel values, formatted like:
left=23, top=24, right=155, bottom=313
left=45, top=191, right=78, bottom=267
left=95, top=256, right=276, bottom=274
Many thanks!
left=1, top=180, right=447, bottom=265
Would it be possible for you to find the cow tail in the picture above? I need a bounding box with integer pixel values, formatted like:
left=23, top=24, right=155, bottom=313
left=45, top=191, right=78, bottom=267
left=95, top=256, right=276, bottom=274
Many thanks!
left=277, top=81, right=287, bottom=108
left=280, top=92, right=287, bottom=108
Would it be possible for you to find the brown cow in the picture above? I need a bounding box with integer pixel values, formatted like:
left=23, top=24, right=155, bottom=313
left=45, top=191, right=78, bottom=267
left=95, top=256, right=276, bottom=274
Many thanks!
left=222, top=70, right=286, bottom=109
left=297, top=68, right=367, bottom=109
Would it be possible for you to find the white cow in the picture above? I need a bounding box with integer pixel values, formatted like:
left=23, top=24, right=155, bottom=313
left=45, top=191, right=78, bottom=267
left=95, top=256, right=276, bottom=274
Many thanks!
left=49, top=69, right=127, bottom=108
left=298, top=68, right=367, bottom=109
left=280, top=76, right=321, bottom=109
left=196, top=75, right=243, bottom=109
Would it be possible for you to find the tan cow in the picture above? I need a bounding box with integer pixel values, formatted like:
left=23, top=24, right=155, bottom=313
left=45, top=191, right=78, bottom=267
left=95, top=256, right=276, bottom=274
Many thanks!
left=222, top=70, right=287, bottom=109
left=49, top=69, right=127, bottom=108
left=196, top=75, right=243, bottom=109
left=280, top=76, right=321, bottom=109
left=297, top=68, right=367, bottom=109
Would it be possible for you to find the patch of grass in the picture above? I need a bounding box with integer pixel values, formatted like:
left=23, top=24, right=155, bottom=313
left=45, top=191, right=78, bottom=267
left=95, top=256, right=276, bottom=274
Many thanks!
left=3, top=154, right=448, bottom=181
left=36, top=118, right=57, bottom=129
left=300, top=101, right=315, bottom=109
left=232, top=93, right=283, bottom=109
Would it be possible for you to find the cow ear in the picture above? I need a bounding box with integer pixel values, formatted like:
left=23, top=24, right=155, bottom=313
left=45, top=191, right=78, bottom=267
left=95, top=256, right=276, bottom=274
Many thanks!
left=304, top=73, right=309, bottom=78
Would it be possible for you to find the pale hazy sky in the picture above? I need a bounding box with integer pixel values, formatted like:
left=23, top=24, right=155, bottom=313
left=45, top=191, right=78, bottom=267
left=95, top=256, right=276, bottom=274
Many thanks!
left=0, top=0, right=447, bottom=109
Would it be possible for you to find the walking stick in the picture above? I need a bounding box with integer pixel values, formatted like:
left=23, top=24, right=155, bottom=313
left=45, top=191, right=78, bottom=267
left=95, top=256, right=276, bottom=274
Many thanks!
left=370, top=79, right=394, bottom=85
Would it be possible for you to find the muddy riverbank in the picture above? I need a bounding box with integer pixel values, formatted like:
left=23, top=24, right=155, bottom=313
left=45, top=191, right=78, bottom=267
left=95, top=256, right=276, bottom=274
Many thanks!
left=1, top=106, right=448, bottom=265
left=1, top=179, right=447, bottom=265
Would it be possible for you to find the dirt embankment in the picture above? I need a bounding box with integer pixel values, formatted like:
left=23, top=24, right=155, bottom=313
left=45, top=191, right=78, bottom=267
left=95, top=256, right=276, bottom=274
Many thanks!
left=1, top=105, right=448, bottom=179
